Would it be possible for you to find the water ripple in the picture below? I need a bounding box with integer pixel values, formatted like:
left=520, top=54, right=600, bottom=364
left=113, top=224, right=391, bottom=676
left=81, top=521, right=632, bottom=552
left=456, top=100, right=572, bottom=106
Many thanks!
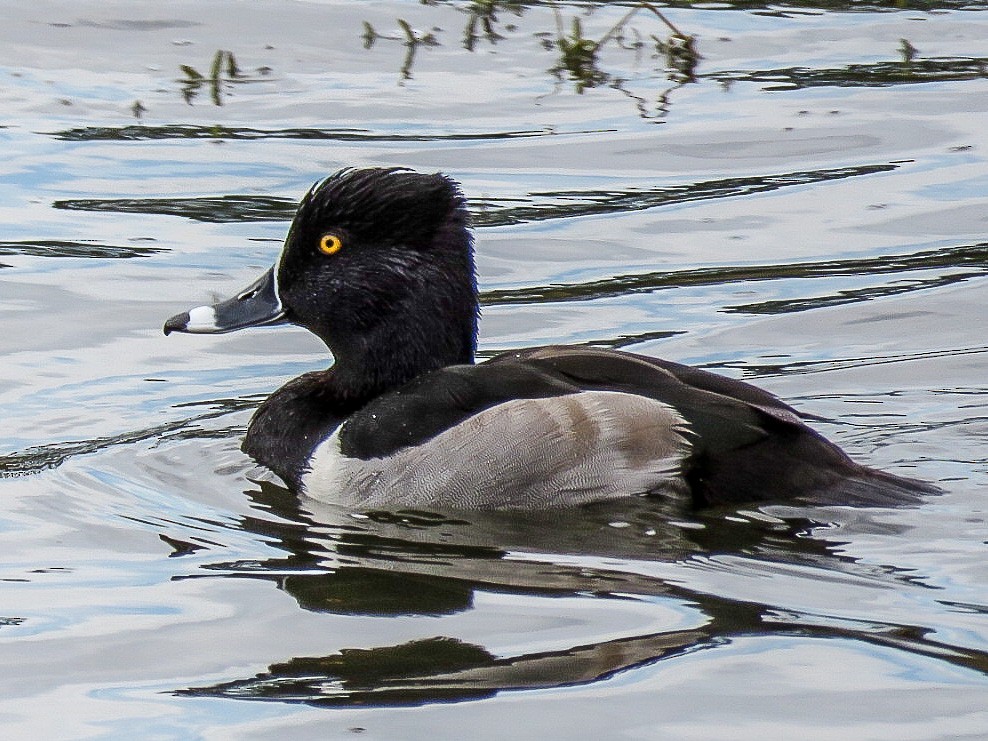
left=50, top=162, right=899, bottom=225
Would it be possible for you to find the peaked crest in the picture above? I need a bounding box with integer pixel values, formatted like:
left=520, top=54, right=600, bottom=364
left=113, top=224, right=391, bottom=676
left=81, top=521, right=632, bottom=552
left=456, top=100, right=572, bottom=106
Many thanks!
left=286, top=167, right=468, bottom=250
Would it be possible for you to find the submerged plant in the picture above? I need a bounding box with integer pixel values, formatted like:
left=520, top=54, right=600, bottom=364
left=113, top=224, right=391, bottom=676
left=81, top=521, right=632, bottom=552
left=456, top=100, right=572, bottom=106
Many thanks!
left=553, top=15, right=606, bottom=91
left=362, top=18, right=439, bottom=81
left=179, top=50, right=249, bottom=105
left=360, top=2, right=699, bottom=115
left=649, top=8, right=701, bottom=83
left=463, top=0, right=524, bottom=51
left=900, top=38, right=919, bottom=63
left=547, top=3, right=699, bottom=92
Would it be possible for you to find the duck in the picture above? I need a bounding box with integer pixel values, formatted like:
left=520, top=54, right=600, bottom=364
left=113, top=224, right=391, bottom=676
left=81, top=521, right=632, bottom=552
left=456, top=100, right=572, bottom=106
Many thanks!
left=164, top=167, right=937, bottom=510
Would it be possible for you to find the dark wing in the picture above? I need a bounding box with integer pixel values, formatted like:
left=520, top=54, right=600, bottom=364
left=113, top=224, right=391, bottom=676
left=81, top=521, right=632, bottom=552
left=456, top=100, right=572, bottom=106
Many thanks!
left=341, top=346, right=937, bottom=506
left=337, top=361, right=584, bottom=459
left=497, top=346, right=794, bottom=453
left=503, top=346, right=937, bottom=505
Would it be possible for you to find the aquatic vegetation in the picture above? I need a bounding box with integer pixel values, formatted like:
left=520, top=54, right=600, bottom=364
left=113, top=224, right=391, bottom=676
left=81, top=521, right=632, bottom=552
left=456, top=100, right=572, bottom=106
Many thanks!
left=546, top=4, right=698, bottom=91
left=362, top=18, right=441, bottom=81
left=178, top=49, right=271, bottom=105
left=361, top=1, right=699, bottom=116
left=462, top=0, right=524, bottom=50
left=714, top=53, right=988, bottom=90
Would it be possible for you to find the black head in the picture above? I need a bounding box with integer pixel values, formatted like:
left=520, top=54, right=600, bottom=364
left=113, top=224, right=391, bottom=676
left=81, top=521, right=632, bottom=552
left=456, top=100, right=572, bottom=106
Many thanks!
left=277, top=168, right=478, bottom=388
left=165, top=167, right=479, bottom=398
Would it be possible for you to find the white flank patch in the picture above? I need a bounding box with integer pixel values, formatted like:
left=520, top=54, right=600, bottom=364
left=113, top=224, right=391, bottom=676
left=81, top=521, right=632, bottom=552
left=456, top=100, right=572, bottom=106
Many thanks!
left=300, top=391, right=695, bottom=510
left=301, top=427, right=349, bottom=499
left=184, top=305, right=218, bottom=333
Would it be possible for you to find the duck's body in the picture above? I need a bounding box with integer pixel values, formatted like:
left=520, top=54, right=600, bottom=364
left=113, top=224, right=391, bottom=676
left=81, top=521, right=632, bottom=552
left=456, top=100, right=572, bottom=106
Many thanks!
left=165, top=168, right=936, bottom=510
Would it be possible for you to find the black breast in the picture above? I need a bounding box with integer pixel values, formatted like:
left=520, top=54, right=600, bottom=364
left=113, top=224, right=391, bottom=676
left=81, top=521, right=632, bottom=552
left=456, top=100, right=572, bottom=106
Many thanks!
left=243, top=371, right=349, bottom=490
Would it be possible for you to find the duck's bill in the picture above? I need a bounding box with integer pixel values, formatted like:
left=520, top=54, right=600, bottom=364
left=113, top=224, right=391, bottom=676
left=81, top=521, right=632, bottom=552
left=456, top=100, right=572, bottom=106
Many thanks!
left=163, top=267, right=287, bottom=335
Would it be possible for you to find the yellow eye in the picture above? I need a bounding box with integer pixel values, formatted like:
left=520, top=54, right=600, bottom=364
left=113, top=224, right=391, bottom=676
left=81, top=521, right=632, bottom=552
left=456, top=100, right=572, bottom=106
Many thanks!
left=318, top=233, right=343, bottom=255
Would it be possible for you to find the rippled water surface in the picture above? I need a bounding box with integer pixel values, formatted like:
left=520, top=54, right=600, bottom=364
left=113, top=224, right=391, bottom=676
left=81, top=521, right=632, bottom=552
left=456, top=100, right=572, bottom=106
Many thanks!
left=2, top=1, right=987, bottom=738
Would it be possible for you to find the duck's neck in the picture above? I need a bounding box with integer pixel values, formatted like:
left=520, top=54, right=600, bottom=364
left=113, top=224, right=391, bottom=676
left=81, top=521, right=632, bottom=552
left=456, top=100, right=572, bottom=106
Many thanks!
left=244, top=310, right=475, bottom=488
left=318, top=236, right=479, bottom=404
left=325, top=310, right=476, bottom=405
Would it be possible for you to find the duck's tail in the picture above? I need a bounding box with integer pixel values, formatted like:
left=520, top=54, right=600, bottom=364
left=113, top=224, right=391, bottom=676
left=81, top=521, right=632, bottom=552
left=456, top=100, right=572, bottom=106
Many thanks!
left=802, top=464, right=941, bottom=507
left=686, top=430, right=941, bottom=508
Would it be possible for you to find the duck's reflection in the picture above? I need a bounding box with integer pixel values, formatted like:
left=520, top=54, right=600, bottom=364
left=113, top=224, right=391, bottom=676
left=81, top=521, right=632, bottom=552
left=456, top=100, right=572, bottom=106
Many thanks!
left=174, top=482, right=983, bottom=706
left=178, top=631, right=714, bottom=706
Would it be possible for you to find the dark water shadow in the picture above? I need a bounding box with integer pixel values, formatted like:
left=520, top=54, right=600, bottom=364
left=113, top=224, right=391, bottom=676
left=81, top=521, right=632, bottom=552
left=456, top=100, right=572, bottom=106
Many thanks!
left=0, top=240, right=165, bottom=260
left=707, top=0, right=979, bottom=10
left=470, top=163, right=899, bottom=228
left=484, top=242, right=988, bottom=310
left=713, top=348, right=988, bottom=380
left=0, top=396, right=257, bottom=477
left=172, top=482, right=985, bottom=707
left=715, top=56, right=988, bottom=91
left=50, top=162, right=897, bottom=226
left=52, top=194, right=297, bottom=223
left=507, top=1, right=984, bottom=12
left=48, top=125, right=561, bottom=143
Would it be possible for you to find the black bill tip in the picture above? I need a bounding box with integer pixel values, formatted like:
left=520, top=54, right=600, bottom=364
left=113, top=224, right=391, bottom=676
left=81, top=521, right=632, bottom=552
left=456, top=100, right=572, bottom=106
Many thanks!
left=163, top=312, right=190, bottom=336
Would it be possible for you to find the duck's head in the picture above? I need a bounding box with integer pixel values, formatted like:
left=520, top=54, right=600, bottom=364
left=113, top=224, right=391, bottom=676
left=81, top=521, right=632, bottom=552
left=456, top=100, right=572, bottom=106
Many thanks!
left=165, top=168, right=479, bottom=391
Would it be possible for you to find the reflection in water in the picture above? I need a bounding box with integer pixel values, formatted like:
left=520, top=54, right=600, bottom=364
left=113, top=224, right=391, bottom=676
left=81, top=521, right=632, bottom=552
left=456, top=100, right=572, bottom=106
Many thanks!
left=178, top=50, right=253, bottom=106
left=716, top=56, right=988, bottom=91
left=545, top=3, right=699, bottom=100
left=178, top=633, right=707, bottom=707
left=363, top=1, right=697, bottom=94
left=711, top=347, right=988, bottom=381
left=0, top=397, right=256, bottom=477
left=562, top=328, right=684, bottom=353
left=362, top=4, right=983, bottom=115
left=485, top=241, right=988, bottom=309
left=171, top=483, right=985, bottom=708
left=53, top=194, right=297, bottom=223
left=471, top=163, right=899, bottom=228
left=462, top=0, right=519, bottom=52
left=49, top=125, right=555, bottom=142
left=0, top=240, right=164, bottom=259
left=727, top=270, right=980, bottom=314
left=688, top=0, right=976, bottom=8
left=50, top=162, right=897, bottom=226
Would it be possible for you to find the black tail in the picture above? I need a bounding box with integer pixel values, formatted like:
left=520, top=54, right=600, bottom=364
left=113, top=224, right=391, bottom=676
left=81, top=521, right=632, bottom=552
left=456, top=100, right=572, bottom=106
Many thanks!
left=687, top=426, right=941, bottom=508
left=801, top=465, right=941, bottom=507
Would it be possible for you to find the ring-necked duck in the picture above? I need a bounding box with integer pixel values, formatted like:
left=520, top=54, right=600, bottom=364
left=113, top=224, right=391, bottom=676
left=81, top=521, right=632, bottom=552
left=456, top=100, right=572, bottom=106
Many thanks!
left=165, top=167, right=937, bottom=509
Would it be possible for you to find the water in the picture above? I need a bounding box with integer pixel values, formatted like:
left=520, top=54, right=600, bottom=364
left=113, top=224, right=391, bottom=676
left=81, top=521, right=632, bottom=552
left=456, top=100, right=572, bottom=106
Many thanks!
left=1, top=1, right=986, bottom=738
